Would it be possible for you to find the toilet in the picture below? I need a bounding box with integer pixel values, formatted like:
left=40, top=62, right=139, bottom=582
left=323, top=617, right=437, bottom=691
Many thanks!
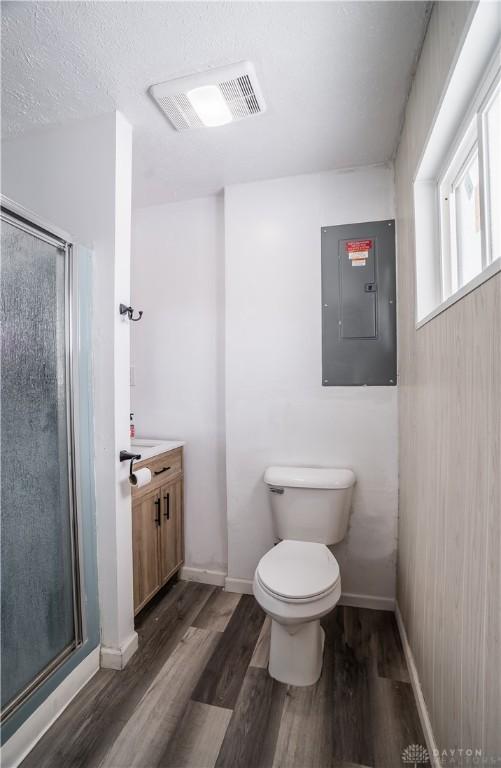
left=253, top=465, right=355, bottom=686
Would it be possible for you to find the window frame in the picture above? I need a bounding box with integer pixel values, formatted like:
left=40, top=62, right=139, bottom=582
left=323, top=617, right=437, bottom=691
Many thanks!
left=481, top=71, right=501, bottom=265
left=413, top=6, right=500, bottom=329
left=437, top=55, right=500, bottom=304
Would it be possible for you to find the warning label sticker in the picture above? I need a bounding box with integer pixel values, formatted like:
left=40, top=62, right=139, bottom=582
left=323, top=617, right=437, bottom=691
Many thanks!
left=346, top=239, right=372, bottom=253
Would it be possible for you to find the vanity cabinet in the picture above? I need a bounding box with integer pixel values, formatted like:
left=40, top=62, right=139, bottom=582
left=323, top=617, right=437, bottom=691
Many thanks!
left=158, top=478, right=183, bottom=585
left=131, top=448, right=184, bottom=615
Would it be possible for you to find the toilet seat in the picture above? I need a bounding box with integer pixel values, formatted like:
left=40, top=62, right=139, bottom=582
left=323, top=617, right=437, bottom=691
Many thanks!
left=256, top=539, right=340, bottom=603
left=255, top=571, right=338, bottom=604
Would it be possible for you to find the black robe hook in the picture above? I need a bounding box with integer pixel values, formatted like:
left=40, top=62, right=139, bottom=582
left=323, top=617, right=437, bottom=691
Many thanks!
left=119, top=304, right=143, bottom=322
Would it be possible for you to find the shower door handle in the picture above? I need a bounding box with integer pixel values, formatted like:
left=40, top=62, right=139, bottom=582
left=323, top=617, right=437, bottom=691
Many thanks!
left=154, top=498, right=161, bottom=526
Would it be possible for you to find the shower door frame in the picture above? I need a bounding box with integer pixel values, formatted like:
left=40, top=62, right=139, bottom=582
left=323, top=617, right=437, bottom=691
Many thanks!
left=0, top=197, right=84, bottom=722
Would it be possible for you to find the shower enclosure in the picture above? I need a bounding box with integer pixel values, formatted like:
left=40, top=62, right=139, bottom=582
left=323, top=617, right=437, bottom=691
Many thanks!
left=0, top=199, right=96, bottom=729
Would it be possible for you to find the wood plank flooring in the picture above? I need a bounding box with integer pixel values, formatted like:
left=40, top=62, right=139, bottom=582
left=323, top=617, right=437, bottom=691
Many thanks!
left=20, top=581, right=426, bottom=768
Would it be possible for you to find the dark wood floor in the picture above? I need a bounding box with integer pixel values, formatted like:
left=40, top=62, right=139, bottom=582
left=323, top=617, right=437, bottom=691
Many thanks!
left=21, top=581, right=425, bottom=768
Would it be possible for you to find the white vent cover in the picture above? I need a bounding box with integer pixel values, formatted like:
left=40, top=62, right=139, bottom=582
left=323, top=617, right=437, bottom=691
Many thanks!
left=149, top=61, right=266, bottom=131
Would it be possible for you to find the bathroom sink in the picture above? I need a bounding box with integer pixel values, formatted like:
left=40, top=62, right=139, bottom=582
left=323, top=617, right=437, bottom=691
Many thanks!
left=131, top=437, right=185, bottom=461
left=131, top=439, right=162, bottom=448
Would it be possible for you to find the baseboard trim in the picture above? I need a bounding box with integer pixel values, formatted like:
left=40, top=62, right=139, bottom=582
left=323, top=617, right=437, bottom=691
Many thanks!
left=224, top=577, right=254, bottom=595
left=0, top=646, right=100, bottom=768
left=395, top=602, right=440, bottom=767
left=221, top=580, right=396, bottom=607
left=339, top=592, right=395, bottom=611
left=100, top=631, right=138, bottom=670
left=180, top=566, right=227, bottom=587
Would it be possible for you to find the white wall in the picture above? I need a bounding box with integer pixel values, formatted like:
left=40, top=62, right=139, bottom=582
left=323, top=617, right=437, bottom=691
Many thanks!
left=224, top=166, right=398, bottom=602
left=131, top=196, right=227, bottom=572
left=131, top=165, right=399, bottom=602
left=1, top=112, right=137, bottom=665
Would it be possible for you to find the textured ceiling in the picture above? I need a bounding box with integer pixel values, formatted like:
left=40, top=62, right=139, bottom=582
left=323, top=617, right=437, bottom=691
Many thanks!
left=1, top=1, right=430, bottom=207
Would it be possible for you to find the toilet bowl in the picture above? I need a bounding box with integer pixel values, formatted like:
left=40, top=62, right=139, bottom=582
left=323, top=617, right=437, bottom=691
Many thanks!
left=253, top=465, right=355, bottom=686
left=253, top=539, right=341, bottom=686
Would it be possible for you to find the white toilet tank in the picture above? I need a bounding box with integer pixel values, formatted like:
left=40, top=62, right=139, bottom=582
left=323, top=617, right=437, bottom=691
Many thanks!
left=264, top=466, right=355, bottom=545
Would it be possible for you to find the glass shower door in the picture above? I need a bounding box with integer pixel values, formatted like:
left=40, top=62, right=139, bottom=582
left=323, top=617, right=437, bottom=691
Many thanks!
left=0, top=210, right=82, bottom=720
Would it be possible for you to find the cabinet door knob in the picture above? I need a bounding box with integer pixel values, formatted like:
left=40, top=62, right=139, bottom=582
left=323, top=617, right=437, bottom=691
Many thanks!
left=154, top=498, right=161, bottom=526
left=163, top=493, right=170, bottom=520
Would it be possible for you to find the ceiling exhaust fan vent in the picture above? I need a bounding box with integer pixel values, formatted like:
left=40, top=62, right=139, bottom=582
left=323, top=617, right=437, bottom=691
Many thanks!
left=149, top=62, right=266, bottom=131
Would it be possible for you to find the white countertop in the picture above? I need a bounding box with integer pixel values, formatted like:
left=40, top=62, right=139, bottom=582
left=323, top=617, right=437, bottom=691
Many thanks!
left=131, top=438, right=185, bottom=462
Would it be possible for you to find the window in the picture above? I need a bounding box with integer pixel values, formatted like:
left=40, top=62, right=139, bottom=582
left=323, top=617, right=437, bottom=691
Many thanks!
left=438, top=65, right=500, bottom=302
left=413, top=3, right=500, bottom=327
left=484, top=82, right=500, bottom=262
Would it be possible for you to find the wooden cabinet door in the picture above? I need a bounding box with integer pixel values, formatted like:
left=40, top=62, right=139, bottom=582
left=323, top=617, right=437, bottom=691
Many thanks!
left=132, top=489, right=161, bottom=613
left=159, top=478, right=184, bottom=585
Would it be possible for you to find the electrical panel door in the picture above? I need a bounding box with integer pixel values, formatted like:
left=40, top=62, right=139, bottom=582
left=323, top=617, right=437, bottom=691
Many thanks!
left=321, top=219, right=396, bottom=386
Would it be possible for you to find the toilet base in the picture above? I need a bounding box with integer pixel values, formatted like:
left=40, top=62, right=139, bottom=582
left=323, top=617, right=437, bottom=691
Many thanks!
left=268, top=618, right=325, bottom=686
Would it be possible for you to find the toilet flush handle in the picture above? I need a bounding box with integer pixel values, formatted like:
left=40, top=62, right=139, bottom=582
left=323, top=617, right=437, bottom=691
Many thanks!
left=269, top=486, right=284, bottom=495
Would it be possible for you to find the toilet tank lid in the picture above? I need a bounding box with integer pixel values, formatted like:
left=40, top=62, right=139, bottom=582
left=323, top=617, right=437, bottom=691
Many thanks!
left=264, top=466, right=355, bottom=490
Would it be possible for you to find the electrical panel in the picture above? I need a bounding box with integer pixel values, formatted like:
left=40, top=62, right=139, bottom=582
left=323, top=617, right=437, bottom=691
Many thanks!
left=321, top=219, right=396, bottom=386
